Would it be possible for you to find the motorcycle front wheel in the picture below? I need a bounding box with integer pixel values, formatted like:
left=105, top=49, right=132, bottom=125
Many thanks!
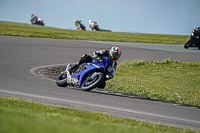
left=198, top=43, right=200, bottom=49
left=184, top=38, right=192, bottom=49
left=56, top=73, right=68, bottom=87
left=81, top=72, right=104, bottom=91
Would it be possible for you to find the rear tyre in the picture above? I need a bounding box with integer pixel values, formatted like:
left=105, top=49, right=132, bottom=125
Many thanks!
left=98, top=81, right=106, bottom=89
left=81, top=72, right=104, bottom=91
left=56, top=73, right=68, bottom=87
left=198, top=44, right=200, bottom=49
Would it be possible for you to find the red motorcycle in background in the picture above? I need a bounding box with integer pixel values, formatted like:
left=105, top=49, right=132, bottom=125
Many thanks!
left=30, top=14, right=44, bottom=26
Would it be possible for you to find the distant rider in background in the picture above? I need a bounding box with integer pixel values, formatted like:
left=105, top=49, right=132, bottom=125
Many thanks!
left=89, top=20, right=97, bottom=30
left=30, top=14, right=38, bottom=24
left=68, top=46, right=122, bottom=79
left=74, top=20, right=85, bottom=30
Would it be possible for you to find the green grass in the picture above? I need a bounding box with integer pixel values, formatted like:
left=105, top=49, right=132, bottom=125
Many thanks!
left=0, top=21, right=189, bottom=44
left=0, top=96, right=199, bottom=133
left=107, top=59, right=200, bottom=107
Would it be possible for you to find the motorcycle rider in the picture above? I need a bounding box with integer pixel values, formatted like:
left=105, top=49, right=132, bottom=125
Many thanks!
left=30, top=14, right=38, bottom=24
left=74, top=20, right=85, bottom=30
left=69, top=46, right=121, bottom=79
left=89, top=20, right=97, bottom=30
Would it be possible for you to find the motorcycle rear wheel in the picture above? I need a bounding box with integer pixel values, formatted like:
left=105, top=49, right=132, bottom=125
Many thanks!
left=81, top=72, right=104, bottom=91
left=98, top=81, right=106, bottom=89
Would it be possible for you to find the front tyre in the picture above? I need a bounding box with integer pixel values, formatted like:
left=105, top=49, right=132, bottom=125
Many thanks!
left=184, top=38, right=192, bottom=49
left=198, top=43, right=200, bottom=49
left=81, top=72, right=104, bottom=91
left=40, top=22, right=44, bottom=26
left=56, top=73, right=68, bottom=87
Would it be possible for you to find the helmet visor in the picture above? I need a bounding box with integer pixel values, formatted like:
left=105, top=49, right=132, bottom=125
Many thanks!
left=110, top=50, right=121, bottom=60
left=113, top=53, right=121, bottom=60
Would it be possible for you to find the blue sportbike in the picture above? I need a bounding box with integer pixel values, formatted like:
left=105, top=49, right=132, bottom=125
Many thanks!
left=56, top=56, right=115, bottom=91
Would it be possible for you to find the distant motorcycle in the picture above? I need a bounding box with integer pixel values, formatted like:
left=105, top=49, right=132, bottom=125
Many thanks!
left=30, top=18, right=44, bottom=26
left=91, top=25, right=99, bottom=31
left=56, top=56, right=115, bottom=91
left=74, top=20, right=86, bottom=30
left=184, top=27, right=200, bottom=49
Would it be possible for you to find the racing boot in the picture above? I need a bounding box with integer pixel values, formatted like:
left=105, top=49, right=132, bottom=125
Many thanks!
left=68, top=54, right=92, bottom=75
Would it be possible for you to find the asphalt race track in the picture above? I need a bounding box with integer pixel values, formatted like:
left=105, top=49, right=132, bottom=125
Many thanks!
left=0, top=35, right=200, bottom=130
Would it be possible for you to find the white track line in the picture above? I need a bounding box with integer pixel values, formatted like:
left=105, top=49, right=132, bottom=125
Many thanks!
left=1, top=89, right=200, bottom=125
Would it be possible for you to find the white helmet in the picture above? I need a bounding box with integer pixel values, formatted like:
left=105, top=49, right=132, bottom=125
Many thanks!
left=89, top=20, right=92, bottom=23
left=109, top=46, right=121, bottom=61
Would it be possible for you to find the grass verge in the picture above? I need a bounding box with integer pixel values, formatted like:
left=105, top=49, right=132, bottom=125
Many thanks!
left=0, top=21, right=189, bottom=44
left=106, top=59, right=200, bottom=107
left=0, top=96, right=199, bottom=133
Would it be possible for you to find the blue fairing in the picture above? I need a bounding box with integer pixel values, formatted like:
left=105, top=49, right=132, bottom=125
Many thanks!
left=71, top=56, right=114, bottom=86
